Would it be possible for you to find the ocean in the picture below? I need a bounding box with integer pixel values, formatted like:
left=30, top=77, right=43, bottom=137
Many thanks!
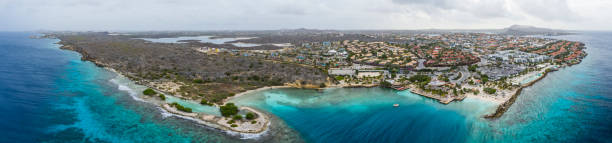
left=0, top=32, right=610, bottom=142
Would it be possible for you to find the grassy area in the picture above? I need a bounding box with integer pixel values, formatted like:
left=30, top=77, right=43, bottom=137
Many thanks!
left=483, top=87, right=497, bottom=94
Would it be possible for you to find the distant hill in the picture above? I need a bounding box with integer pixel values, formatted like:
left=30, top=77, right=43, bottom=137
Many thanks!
left=502, top=25, right=571, bottom=35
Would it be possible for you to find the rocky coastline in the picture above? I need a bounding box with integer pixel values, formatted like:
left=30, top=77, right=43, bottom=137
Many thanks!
left=484, top=70, right=550, bottom=119
left=58, top=43, right=272, bottom=134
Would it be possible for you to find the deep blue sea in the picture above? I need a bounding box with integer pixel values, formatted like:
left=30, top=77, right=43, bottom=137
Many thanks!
left=0, top=32, right=611, bottom=143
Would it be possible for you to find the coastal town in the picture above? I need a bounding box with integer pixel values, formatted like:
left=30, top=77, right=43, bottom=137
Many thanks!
left=5, top=0, right=610, bottom=141
left=48, top=29, right=587, bottom=134
left=190, top=32, right=586, bottom=119
left=197, top=32, right=585, bottom=104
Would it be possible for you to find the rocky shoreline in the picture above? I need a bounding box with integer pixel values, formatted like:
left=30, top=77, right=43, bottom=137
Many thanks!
left=405, top=85, right=466, bottom=104
left=58, top=43, right=272, bottom=134
left=484, top=69, right=550, bottom=119
left=483, top=58, right=585, bottom=119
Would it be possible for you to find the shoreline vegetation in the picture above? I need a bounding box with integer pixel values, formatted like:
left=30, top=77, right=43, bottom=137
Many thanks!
left=109, top=66, right=272, bottom=134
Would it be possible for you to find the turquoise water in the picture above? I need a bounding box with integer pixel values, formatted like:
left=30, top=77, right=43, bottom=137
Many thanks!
left=1, top=32, right=611, bottom=142
left=520, top=73, right=542, bottom=85
left=0, top=32, right=292, bottom=142
left=165, top=96, right=220, bottom=115
left=231, top=42, right=262, bottom=47
left=139, top=36, right=260, bottom=47
left=229, top=32, right=612, bottom=142
left=229, top=88, right=497, bottom=142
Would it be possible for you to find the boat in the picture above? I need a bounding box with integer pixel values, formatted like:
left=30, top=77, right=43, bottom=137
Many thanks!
left=392, top=85, right=408, bottom=91
left=393, top=104, right=399, bottom=107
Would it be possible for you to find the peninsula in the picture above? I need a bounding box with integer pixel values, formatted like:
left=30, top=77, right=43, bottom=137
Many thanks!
left=46, top=26, right=587, bottom=133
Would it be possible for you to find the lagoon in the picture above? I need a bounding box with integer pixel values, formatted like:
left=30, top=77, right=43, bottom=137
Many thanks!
left=139, top=36, right=260, bottom=47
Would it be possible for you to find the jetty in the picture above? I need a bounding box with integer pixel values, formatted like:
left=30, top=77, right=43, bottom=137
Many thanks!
left=484, top=70, right=550, bottom=119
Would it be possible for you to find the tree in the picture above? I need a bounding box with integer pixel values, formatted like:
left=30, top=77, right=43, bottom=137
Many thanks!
left=468, top=65, right=478, bottom=72
left=200, top=99, right=212, bottom=106
left=335, top=76, right=344, bottom=81
left=220, top=103, right=239, bottom=117
left=380, top=80, right=392, bottom=88
left=481, top=75, right=489, bottom=83
left=408, top=75, right=431, bottom=83
left=143, top=88, right=156, bottom=96
left=245, top=112, right=256, bottom=120
left=319, top=83, right=326, bottom=88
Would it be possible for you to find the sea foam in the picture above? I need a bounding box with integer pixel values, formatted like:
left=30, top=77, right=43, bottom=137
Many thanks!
left=109, top=77, right=145, bottom=102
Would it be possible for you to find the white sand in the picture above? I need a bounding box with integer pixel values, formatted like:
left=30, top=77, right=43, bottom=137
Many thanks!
left=217, top=107, right=269, bottom=133
left=223, top=86, right=292, bottom=103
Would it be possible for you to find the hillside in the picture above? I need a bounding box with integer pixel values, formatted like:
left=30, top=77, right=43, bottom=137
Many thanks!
left=502, top=25, right=571, bottom=35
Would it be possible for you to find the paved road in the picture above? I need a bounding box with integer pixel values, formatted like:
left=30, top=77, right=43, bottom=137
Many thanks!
left=416, top=59, right=426, bottom=70
left=451, top=66, right=471, bottom=84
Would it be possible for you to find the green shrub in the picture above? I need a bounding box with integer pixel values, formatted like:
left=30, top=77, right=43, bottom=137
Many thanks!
left=193, top=79, right=203, bottom=83
left=230, top=124, right=238, bottom=127
left=170, top=102, right=193, bottom=113
left=245, top=112, right=255, bottom=120
left=227, top=120, right=235, bottom=124
left=251, top=120, right=257, bottom=124
left=481, top=75, right=489, bottom=83
left=220, top=103, right=239, bottom=117
left=200, top=99, right=213, bottom=106
left=483, top=87, right=497, bottom=94
left=159, top=94, right=166, bottom=100
left=468, top=65, right=478, bottom=72
left=233, top=115, right=243, bottom=120
left=143, top=88, right=156, bottom=96
left=319, top=83, right=326, bottom=88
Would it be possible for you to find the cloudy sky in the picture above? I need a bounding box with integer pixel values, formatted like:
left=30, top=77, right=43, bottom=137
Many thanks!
left=1, top=0, right=610, bottom=31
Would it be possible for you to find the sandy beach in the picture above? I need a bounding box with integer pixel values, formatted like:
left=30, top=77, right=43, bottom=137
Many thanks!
left=223, top=86, right=292, bottom=103
left=466, top=92, right=510, bottom=105
left=105, top=66, right=273, bottom=134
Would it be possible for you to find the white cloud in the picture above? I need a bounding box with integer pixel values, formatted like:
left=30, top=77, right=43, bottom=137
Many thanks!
left=0, top=0, right=610, bottom=31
